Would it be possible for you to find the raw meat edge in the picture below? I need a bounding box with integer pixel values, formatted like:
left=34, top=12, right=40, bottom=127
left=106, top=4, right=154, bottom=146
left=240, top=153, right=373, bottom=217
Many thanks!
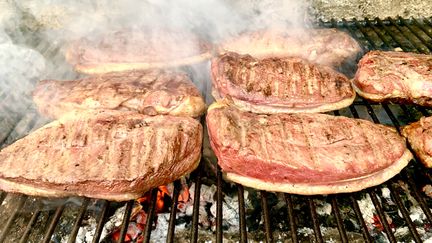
left=212, top=88, right=356, bottom=114
left=223, top=150, right=412, bottom=195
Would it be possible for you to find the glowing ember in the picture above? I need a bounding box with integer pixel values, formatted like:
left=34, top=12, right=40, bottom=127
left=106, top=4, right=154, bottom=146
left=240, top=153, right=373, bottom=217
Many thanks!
left=111, top=184, right=191, bottom=242
left=372, top=214, right=394, bottom=232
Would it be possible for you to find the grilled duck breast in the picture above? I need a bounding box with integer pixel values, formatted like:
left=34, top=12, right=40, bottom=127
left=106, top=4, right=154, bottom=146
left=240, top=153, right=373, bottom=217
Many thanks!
left=353, top=51, right=432, bottom=106
left=218, top=28, right=361, bottom=68
left=33, top=69, right=206, bottom=119
left=211, top=52, right=355, bottom=114
left=0, top=110, right=202, bottom=201
left=206, top=101, right=412, bottom=195
left=402, top=116, right=432, bottom=167
left=65, top=28, right=213, bottom=74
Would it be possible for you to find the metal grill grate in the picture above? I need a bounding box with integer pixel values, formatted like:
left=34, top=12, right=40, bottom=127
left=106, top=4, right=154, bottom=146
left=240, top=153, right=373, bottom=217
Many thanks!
left=0, top=17, right=432, bottom=243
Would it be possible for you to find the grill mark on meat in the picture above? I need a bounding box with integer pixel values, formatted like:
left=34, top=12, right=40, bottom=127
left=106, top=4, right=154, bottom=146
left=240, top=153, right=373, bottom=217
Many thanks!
left=33, top=70, right=205, bottom=119
left=128, top=128, right=139, bottom=178
left=0, top=110, right=202, bottom=200
left=357, top=121, right=380, bottom=168
left=300, top=63, right=307, bottom=95
left=213, top=53, right=355, bottom=113
left=207, top=104, right=410, bottom=187
left=240, top=119, right=247, bottom=150
left=306, top=65, right=313, bottom=95
left=292, top=60, right=298, bottom=96
left=260, top=121, right=270, bottom=161
left=141, top=126, right=154, bottom=173
left=299, top=117, right=316, bottom=170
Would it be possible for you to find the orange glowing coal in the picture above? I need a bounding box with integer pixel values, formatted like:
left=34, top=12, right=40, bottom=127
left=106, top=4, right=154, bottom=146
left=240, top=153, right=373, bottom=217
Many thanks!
left=112, top=184, right=191, bottom=242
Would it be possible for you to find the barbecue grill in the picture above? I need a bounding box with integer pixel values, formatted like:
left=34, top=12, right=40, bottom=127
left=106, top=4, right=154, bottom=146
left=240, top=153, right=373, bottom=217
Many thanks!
left=1, top=17, right=432, bottom=243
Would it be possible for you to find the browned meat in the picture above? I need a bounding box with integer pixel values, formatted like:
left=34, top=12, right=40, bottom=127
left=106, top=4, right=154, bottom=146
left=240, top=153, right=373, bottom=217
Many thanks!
left=65, top=28, right=213, bottom=74
left=218, top=28, right=362, bottom=68
left=353, top=51, right=432, bottom=106
left=0, top=110, right=202, bottom=201
left=402, top=116, right=432, bottom=167
left=211, top=52, right=355, bottom=114
left=33, top=69, right=206, bottom=119
left=206, top=102, right=412, bottom=195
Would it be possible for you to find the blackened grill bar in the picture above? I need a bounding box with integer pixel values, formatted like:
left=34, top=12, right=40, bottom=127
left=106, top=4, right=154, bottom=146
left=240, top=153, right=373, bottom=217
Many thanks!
left=0, top=17, right=432, bottom=242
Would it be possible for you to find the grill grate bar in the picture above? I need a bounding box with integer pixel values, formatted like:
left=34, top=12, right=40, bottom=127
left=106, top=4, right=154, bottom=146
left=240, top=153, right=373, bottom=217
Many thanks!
left=411, top=18, right=432, bottom=40
left=377, top=105, right=429, bottom=240
left=19, top=207, right=41, bottom=243
left=92, top=200, right=110, bottom=243
left=42, top=204, right=65, bottom=243
left=373, top=18, right=413, bottom=52
left=260, top=191, right=273, bottom=243
left=369, top=190, right=397, bottom=242
left=393, top=105, right=432, bottom=224
left=353, top=99, right=417, bottom=242
left=388, top=183, right=422, bottom=242
left=190, top=167, right=202, bottom=243
left=166, top=180, right=181, bottom=243
left=0, top=193, right=6, bottom=207
left=118, top=200, right=134, bottom=243
left=398, top=17, right=432, bottom=52
left=67, top=198, right=90, bottom=243
left=0, top=195, right=27, bottom=243
left=143, top=188, right=158, bottom=243
left=330, top=196, right=348, bottom=243
left=347, top=103, right=398, bottom=240
left=422, top=18, right=432, bottom=30
left=349, top=196, right=373, bottom=242
left=284, top=194, right=298, bottom=243
left=308, top=198, right=324, bottom=243
left=1, top=17, right=432, bottom=243
left=216, top=166, right=223, bottom=243
left=237, top=184, right=248, bottom=243
left=386, top=17, right=430, bottom=53
left=352, top=18, right=388, bottom=50
left=404, top=173, right=432, bottom=224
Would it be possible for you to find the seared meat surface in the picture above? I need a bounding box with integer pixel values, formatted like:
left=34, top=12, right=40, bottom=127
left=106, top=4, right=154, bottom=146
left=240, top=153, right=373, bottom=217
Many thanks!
left=353, top=51, right=432, bottom=106
left=0, top=110, right=202, bottom=201
left=66, top=28, right=213, bottom=74
left=402, top=116, right=432, bottom=167
left=33, top=69, right=206, bottom=119
left=206, top=102, right=412, bottom=195
left=211, top=52, right=355, bottom=114
left=218, top=28, right=361, bottom=68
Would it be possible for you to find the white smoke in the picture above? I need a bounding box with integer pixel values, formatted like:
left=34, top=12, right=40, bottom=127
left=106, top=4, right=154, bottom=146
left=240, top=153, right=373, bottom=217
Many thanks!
left=9, top=0, right=311, bottom=103
left=15, top=0, right=310, bottom=42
